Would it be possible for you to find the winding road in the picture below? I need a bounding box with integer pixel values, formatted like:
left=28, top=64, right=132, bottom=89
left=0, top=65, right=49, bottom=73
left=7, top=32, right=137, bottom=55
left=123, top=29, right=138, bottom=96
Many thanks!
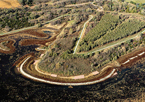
left=13, top=1, right=145, bottom=86
left=20, top=56, right=116, bottom=86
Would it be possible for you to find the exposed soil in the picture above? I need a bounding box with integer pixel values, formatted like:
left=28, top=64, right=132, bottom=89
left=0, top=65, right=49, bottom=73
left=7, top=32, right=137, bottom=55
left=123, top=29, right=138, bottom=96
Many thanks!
left=22, top=58, right=116, bottom=83
left=0, top=28, right=54, bottom=54
left=117, top=47, right=145, bottom=68
left=0, top=29, right=49, bottom=38
left=0, top=0, right=21, bottom=8
left=17, top=29, right=49, bottom=38
left=0, top=39, right=15, bottom=54
left=19, top=36, right=56, bottom=46
left=12, top=52, right=35, bottom=67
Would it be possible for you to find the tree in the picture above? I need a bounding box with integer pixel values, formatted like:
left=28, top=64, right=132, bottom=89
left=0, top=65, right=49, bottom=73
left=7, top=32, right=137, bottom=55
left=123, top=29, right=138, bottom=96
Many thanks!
left=38, top=23, right=42, bottom=27
left=103, top=4, right=110, bottom=11
left=18, top=0, right=25, bottom=5
left=125, top=5, right=130, bottom=13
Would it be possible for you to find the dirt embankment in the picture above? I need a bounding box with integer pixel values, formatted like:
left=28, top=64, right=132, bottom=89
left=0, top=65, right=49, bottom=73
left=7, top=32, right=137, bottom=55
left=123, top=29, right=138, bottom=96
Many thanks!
left=13, top=53, right=35, bottom=68
left=0, top=29, right=53, bottom=54
left=0, top=29, right=49, bottom=38
left=0, top=39, right=15, bottom=54
left=117, top=47, right=145, bottom=69
left=17, top=29, right=49, bottom=38
left=19, top=35, right=56, bottom=46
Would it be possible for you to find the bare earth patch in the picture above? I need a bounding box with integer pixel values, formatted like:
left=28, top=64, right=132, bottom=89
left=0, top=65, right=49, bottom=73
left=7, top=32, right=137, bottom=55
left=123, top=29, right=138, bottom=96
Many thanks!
left=0, top=0, right=21, bottom=8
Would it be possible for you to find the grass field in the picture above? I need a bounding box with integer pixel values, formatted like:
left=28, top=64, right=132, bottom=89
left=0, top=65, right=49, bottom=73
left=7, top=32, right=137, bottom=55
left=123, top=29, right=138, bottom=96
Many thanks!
left=125, top=0, right=145, bottom=3
left=0, top=0, right=21, bottom=8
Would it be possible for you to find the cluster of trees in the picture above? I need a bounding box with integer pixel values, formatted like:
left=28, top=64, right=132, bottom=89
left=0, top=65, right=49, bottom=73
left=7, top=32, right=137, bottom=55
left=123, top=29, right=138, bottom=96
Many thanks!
left=79, top=14, right=121, bottom=52
left=18, top=0, right=33, bottom=5
left=0, top=1, right=72, bottom=31
left=0, top=7, right=34, bottom=31
left=97, top=19, right=145, bottom=46
left=18, top=0, right=51, bottom=5
left=101, top=0, right=145, bottom=14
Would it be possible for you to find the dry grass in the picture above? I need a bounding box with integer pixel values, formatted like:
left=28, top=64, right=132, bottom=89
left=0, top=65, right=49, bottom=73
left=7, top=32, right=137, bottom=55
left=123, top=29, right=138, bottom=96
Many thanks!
left=45, top=22, right=66, bottom=30
left=125, top=0, right=145, bottom=3
left=0, top=0, right=21, bottom=8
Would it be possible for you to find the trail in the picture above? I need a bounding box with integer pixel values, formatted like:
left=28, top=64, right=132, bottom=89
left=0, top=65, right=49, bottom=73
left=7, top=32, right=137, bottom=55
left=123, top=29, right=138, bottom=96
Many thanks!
left=73, top=15, right=93, bottom=54
left=20, top=57, right=116, bottom=86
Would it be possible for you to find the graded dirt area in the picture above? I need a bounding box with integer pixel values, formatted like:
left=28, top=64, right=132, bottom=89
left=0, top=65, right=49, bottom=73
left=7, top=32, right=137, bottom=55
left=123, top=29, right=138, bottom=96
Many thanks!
left=0, top=0, right=21, bottom=8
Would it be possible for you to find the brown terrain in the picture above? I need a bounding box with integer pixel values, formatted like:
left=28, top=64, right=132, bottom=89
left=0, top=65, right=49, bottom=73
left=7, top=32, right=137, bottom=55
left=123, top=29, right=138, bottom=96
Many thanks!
left=0, top=0, right=21, bottom=8
left=0, top=39, right=15, bottom=54
left=19, top=35, right=56, bottom=46
left=0, top=29, right=56, bottom=53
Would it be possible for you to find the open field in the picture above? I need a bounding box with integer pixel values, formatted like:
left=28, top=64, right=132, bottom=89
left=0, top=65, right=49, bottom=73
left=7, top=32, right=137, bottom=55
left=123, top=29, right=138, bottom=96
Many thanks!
left=0, top=0, right=21, bottom=8
left=125, top=0, right=145, bottom=3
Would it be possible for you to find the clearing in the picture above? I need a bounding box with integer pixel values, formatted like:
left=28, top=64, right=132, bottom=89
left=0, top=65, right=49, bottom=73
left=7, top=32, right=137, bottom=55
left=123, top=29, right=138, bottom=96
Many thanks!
left=0, top=0, right=21, bottom=8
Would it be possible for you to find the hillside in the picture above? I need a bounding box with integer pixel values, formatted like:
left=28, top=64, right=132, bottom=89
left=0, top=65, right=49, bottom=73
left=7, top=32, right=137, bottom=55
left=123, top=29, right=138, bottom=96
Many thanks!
left=0, top=0, right=21, bottom=8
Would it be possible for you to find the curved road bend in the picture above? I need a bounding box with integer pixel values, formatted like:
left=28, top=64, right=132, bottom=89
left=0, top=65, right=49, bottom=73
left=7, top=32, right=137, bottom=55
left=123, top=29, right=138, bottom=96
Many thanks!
left=73, top=15, right=93, bottom=54
left=20, top=57, right=116, bottom=86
